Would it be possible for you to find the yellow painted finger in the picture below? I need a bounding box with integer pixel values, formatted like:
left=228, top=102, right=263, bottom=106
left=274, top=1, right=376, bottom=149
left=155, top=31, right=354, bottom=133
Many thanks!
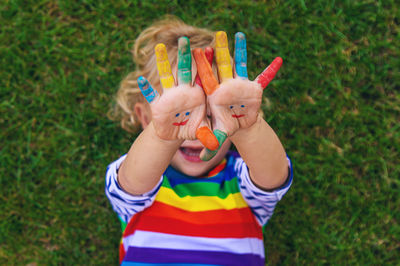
left=215, top=31, right=233, bottom=82
left=155, top=43, right=175, bottom=89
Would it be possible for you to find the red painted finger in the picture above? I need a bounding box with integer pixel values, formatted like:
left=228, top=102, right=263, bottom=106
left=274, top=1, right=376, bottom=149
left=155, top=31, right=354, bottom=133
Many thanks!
left=193, top=48, right=218, bottom=95
left=194, top=72, right=202, bottom=87
left=205, top=47, right=214, bottom=65
left=196, top=126, right=219, bottom=151
left=255, top=57, right=283, bottom=89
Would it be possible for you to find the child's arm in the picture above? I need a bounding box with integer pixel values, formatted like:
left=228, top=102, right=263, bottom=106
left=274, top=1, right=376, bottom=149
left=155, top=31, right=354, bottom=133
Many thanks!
left=118, top=123, right=183, bottom=195
left=195, top=32, right=289, bottom=189
left=230, top=116, right=288, bottom=190
left=118, top=38, right=217, bottom=195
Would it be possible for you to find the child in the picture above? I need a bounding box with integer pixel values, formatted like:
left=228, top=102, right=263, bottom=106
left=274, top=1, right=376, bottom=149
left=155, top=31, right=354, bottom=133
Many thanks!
left=106, top=17, right=292, bottom=265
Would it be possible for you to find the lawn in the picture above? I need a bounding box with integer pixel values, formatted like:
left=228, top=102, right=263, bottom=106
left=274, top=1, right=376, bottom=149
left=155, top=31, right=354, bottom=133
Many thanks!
left=1, top=0, right=399, bottom=264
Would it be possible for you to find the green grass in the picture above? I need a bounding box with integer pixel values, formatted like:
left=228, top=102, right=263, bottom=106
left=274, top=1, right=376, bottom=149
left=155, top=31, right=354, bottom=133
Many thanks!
left=1, top=0, right=399, bottom=264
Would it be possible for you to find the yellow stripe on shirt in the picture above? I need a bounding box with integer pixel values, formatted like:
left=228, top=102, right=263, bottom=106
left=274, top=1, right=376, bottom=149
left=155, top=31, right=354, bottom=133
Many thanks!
left=155, top=186, right=248, bottom=212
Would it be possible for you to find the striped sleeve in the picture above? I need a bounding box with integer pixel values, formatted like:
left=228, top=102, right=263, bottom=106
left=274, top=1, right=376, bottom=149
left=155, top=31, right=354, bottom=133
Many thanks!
left=235, top=156, right=293, bottom=226
left=105, top=154, right=163, bottom=223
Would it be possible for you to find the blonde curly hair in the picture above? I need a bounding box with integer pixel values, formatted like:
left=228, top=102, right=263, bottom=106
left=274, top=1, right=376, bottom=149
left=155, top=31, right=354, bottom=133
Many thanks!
left=109, top=16, right=216, bottom=133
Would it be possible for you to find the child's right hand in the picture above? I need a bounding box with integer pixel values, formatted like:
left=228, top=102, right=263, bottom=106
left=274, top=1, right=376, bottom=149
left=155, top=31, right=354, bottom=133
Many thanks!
left=138, top=37, right=219, bottom=151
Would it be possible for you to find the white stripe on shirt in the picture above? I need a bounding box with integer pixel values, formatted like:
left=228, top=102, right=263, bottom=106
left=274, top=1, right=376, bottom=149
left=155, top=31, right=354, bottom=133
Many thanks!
left=123, top=230, right=265, bottom=257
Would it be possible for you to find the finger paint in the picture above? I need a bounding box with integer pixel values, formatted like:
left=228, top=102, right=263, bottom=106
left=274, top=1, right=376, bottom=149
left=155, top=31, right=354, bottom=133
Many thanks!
left=177, top=37, right=192, bottom=85
left=200, top=129, right=227, bottom=161
left=196, top=126, right=219, bottom=151
left=194, top=47, right=214, bottom=88
left=193, top=48, right=218, bottom=95
left=255, top=57, right=283, bottom=89
left=138, top=76, right=158, bottom=103
left=194, top=74, right=202, bottom=87
left=234, top=32, right=248, bottom=79
left=205, top=47, right=214, bottom=65
left=155, top=43, right=175, bottom=89
left=215, top=31, right=233, bottom=82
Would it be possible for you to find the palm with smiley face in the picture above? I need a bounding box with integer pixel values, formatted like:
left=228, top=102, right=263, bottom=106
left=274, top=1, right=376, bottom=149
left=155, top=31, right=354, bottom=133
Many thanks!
left=193, top=31, right=283, bottom=160
left=138, top=37, right=219, bottom=151
left=150, top=83, right=206, bottom=141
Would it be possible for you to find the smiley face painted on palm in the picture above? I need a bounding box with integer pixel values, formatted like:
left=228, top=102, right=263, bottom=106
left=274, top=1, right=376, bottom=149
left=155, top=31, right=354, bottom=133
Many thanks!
left=150, top=84, right=206, bottom=140
left=173, top=111, right=191, bottom=126
left=208, top=78, right=262, bottom=133
left=230, top=104, right=246, bottom=118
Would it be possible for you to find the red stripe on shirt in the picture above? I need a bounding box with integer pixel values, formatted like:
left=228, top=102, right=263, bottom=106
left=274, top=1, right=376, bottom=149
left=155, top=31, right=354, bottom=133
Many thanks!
left=123, top=201, right=261, bottom=238
left=135, top=215, right=262, bottom=239
left=147, top=201, right=257, bottom=225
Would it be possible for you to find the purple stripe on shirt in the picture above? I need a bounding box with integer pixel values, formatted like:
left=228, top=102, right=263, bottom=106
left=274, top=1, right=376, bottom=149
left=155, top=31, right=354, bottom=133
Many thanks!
left=123, top=247, right=264, bottom=266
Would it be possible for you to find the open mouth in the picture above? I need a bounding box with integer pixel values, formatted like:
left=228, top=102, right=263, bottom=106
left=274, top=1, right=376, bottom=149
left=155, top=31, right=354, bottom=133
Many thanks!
left=173, top=119, right=189, bottom=126
left=232, top=114, right=245, bottom=118
left=179, top=147, right=203, bottom=162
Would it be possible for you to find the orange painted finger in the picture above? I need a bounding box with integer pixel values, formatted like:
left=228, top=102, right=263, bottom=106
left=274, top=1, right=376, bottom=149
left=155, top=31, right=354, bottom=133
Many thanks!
left=199, top=130, right=227, bottom=161
left=194, top=47, right=214, bottom=88
left=193, top=48, right=218, bottom=95
left=215, top=31, right=233, bottom=82
left=196, top=126, right=219, bottom=151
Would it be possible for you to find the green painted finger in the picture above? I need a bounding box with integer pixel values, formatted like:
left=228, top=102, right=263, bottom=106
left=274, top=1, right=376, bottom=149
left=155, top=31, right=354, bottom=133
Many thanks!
left=177, top=36, right=192, bottom=85
left=200, top=130, right=227, bottom=161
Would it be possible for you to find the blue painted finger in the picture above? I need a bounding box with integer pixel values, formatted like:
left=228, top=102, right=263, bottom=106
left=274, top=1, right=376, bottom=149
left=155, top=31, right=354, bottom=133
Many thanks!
left=234, top=32, right=248, bottom=79
left=138, top=76, right=158, bottom=103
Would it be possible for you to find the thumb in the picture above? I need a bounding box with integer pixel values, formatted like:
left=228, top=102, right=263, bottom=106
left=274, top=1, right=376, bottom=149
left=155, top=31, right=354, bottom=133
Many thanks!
left=196, top=122, right=219, bottom=151
left=199, top=129, right=227, bottom=161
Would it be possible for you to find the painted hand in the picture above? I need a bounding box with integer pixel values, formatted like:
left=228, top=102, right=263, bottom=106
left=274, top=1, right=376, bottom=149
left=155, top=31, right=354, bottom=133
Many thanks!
left=194, top=31, right=283, bottom=160
left=138, top=37, right=219, bottom=150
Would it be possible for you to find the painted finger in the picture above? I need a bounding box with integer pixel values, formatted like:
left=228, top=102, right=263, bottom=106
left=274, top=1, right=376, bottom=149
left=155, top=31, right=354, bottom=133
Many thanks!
left=199, top=129, right=227, bottom=161
left=205, top=46, right=214, bottom=64
left=138, top=76, right=159, bottom=103
left=234, top=32, right=248, bottom=79
left=215, top=31, right=233, bottom=82
left=155, top=43, right=175, bottom=89
left=193, top=48, right=218, bottom=95
left=255, top=57, right=283, bottom=89
left=194, top=47, right=214, bottom=87
left=194, top=72, right=202, bottom=88
left=196, top=126, right=219, bottom=151
left=177, top=37, right=192, bottom=85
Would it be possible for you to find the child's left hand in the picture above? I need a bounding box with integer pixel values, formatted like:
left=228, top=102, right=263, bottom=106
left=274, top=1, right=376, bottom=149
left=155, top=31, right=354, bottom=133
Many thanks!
left=194, top=31, right=282, bottom=160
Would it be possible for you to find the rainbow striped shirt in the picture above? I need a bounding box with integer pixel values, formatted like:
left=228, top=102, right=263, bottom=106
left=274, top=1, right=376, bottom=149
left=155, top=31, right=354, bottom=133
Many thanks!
left=106, top=151, right=292, bottom=265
